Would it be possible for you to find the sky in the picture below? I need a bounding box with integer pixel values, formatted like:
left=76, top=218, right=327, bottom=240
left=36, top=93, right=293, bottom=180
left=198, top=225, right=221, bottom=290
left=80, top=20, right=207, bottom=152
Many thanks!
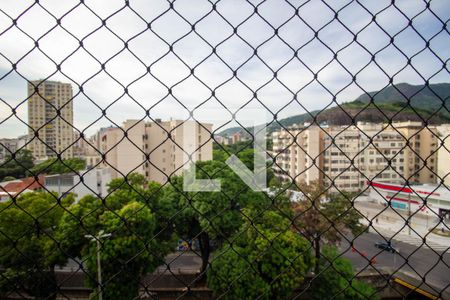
left=0, top=0, right=449, bottom=138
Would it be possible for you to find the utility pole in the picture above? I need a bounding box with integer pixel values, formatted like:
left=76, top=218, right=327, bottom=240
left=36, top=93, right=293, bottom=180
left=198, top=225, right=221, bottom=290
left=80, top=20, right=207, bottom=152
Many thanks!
left=408, top=191, right=411, bottom=236
left=85, top=230, right=112, bottom=300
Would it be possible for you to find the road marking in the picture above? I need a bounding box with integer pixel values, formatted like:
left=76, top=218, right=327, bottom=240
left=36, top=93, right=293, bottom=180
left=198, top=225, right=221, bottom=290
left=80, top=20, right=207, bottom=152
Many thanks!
left=393, top=277, right=441, bottom=300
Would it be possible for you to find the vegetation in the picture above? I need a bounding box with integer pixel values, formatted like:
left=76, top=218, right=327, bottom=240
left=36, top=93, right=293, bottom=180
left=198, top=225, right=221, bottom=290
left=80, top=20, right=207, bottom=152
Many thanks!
left=292, top=181, right=365, bottom=273
left=0, top=192, right=75, bottom=299
left=213, top=140, right=254, bottom=157
left=0, top=151, right=87, bottom=181
left=340, top=100, right=450, bottom=122
left=57, top=174, right=176, bottom=299
left=310, top=246, right=379, bottom=300
left=161, top=152, right=283, bottom=274
left=207, top=210, right=313, bottom=299
left=31, top=157, right=86, bottom=175
left=355, top=82, right=450, bottom=118
left=0, top=146, right=377, bottom=299
left=216, top=82, right=450, bottom=136
left=0, top=149, right=34, bottom=181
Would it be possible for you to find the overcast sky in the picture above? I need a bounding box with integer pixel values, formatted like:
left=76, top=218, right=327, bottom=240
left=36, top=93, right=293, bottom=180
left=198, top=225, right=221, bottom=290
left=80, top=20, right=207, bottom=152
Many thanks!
left=0, top=0, right=449, bottom=138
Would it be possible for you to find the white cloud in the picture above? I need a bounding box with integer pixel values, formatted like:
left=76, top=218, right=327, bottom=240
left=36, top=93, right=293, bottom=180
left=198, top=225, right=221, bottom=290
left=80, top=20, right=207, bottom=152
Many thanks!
left=0, top=0, right=449, bottom=138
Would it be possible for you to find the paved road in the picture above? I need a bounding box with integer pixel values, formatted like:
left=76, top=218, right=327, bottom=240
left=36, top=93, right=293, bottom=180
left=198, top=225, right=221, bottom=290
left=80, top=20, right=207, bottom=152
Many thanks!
left=340, top=232, right=450, bottom=298
left=153, top=232, right=449, bottom=297
left=57, top=232, right=449, bottom=297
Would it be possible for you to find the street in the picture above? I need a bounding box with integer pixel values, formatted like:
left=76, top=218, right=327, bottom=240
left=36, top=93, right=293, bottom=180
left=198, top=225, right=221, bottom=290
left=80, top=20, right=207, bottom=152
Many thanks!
left=340, top=231, right=450, bottom=298
left=154, top=231, right=450, bottom=297
left=56, top=230, right=449, bottom=299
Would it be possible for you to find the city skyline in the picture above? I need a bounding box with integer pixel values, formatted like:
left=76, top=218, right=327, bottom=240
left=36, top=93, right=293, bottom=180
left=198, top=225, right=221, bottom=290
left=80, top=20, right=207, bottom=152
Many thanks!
left=0, top=1, right=448, bottom=299
left=0, top=0, right=449, bottom=138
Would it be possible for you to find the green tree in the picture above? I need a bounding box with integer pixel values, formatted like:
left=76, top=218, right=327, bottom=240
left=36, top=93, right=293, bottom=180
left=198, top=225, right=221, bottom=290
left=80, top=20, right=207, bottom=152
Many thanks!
left=162, top=157, right=281, bottom=274
left=310, top=246, right=378, bottom=300
left=57, top=173, right=176, bottom=299
left=207, top=210, right=314, bottom=299
left=293, top=181, right=364, bottom=273
left=0, top=191, right=74, bottom=299
left=31, top=157, right=86, bottom=175
left=0, top=149, right=34, bottom=180
left=212, top=140, right=252, bottom=155
left=106, top=174, right=178, bottom=260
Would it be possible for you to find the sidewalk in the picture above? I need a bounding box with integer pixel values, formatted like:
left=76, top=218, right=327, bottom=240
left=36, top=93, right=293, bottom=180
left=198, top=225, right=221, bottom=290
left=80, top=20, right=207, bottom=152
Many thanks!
left=354, top=200, right=450, bottom=248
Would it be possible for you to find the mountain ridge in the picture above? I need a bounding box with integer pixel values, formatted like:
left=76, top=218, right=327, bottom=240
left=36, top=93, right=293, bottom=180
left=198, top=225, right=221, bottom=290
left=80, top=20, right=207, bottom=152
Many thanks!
left=217, top=82, right=450, bottom=136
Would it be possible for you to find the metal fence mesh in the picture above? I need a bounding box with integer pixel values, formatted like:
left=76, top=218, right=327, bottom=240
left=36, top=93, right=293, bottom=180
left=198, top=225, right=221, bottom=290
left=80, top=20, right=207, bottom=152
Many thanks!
left=0, top=0, right=449, bottom=299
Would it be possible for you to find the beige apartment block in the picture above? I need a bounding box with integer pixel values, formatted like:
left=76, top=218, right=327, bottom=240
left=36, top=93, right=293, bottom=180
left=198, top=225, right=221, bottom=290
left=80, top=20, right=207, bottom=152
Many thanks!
left=27, top=80, right=74, bottom=161
left=322, top=126, right=361, bottom=192
left=272, top=125, right=322, bottom=185
left=323, top=123, right=407, bottom=192
left=393, top=121, right=438, bottom=184
left=436, top=124, right=450, bottom=186
left=272, top=122, right=439, bottom=193
left=99, top=119, right=213, bottom=184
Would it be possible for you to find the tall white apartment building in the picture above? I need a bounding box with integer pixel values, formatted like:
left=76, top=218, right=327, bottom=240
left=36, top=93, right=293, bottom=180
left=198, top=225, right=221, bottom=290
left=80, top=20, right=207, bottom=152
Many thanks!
left=27, top=80, right=74, bottom=161
left=99, top=119, right=213, bottom=184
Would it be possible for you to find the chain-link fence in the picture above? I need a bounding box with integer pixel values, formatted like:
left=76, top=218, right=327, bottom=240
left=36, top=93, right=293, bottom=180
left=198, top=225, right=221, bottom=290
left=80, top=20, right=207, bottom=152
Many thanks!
left=0, top=0, right=449, bottom=299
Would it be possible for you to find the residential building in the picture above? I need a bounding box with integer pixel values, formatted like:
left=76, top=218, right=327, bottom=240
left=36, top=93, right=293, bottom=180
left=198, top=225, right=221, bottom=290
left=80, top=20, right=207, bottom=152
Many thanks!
left=99, top=119, right=213, bottom=184
left=0, top=138, right=19, bottom=162
left=27, top=80, right=74, bottom=161
left=393, top=121, right=439, bottom=184
left=0, top=168, right=111, bottom=201
left=73, top=131, right=102, bottom=169
left=271, top=122, right=441, bottom=193
left=44, top=167, right=111, bottom=199
left=323, top=123, right=406, bottom=192
left=0, top=135, right=29, bottom=163
left=17, top=134, right=29, bottom=149
left=0, top=175, right=45, bottom=201
left=214, top=135, right=225, bottom=144
left=436, top=124, right=450, bottom=186
left=272, top=125, right=322, bottom=185
left=231, top=132, right=249, bottom=143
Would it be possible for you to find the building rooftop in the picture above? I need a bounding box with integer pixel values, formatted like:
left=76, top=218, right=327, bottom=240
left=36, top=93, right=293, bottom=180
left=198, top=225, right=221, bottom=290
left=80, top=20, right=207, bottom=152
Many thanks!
left=0, top=175, right=45, bottom=198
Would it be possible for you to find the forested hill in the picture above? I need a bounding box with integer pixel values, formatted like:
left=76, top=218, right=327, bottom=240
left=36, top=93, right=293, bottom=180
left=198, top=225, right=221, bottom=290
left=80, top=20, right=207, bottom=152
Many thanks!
left=217, top=82, right=450, bottom=136
left=355, top=82, right=450, bottom=117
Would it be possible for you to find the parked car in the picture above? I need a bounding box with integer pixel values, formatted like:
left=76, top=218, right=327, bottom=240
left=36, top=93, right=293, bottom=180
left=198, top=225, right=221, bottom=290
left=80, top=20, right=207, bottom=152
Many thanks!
left=374, top=241, right=398, bottom=253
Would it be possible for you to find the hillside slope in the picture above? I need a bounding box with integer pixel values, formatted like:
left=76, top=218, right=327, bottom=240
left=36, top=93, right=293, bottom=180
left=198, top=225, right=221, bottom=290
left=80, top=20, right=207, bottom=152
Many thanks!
left=355, top=83, right=450, bottom=117
left=217, top=83, right=450, bottom=136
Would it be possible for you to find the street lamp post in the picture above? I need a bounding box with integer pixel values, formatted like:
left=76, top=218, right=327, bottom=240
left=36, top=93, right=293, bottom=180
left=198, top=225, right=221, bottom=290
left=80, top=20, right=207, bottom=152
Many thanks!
left=393, top=250, right=396, bottom=269
left=408, top=192, right=412, bottom=236
left=85, top=230, right=112, bottom=300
